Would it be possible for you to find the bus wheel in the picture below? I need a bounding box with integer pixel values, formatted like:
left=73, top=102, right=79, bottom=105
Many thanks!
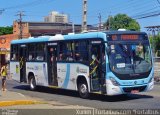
left=78, top=81, right=89, bottom=98
left=29, top=76, right=36, bottom=90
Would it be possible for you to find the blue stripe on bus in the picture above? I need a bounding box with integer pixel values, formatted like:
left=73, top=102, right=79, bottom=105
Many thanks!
left=62, top=64, right=70, bottom=88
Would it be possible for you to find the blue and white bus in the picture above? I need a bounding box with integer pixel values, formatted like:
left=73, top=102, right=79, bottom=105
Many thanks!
left=10, top=31, right=154, bottom=98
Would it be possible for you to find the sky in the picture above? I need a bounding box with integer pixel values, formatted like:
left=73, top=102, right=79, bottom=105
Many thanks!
left=0, top=0, right=160, bottom=32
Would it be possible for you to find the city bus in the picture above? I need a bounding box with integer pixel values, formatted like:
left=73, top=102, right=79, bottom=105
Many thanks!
left=10, top=31, right=154, bottom=98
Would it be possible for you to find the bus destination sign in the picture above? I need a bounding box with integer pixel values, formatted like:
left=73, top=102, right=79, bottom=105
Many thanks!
left=109, top=34, right=142, bottom=41
left=121, top=35, right=138, bottom=40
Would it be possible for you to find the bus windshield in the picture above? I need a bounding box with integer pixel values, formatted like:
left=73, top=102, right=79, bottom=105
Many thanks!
left=108, top=43, right=152, bottom=75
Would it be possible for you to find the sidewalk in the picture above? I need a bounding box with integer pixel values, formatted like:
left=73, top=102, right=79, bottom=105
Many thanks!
left=0, top=90, right=90, bottom=109
left=0, top=90, right=46, bottom=108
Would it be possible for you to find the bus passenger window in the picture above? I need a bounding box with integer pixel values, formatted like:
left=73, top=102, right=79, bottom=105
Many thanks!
left=29, top=54, right=33, bottom=60
left=75, top=41, right=88, bottom=62
left=11, top=45, right=19, bottom=61
left=75, top=53, right=80, bottom=60
left=67, top=52, right=74, bottom=61
left=59, top=53, right=63, bottom=61
left=59, top=42, right=74, bottom=61
left=36, top=56, right=44, bottom=61
left=11, top=54, right=16, bottom=60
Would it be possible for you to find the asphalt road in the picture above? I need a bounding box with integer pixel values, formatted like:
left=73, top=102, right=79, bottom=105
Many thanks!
left=5, top=79, right=160, bottom=109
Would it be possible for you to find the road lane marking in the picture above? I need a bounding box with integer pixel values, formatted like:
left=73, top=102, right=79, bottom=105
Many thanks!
left=18, top=93, right=25, bottom=97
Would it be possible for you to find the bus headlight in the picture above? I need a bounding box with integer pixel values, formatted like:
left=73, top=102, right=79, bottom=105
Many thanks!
left=109, top=77, right=120, bottom=86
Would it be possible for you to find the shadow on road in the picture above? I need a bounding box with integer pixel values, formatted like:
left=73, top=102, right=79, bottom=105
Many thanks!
left=13, top=85, right=153, bottom=102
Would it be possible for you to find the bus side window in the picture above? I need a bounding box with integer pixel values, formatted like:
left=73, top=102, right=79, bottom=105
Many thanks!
left=11, top=45, right=19, bottom=61
left=29, top=54, right=33, bottom=60
left=11, top=54, right=16, bottom=60
left=59, top=42, right=74, bottom=61
left=67, top=52, right=74, bottom=61
left=36, top=56, right=44, bottom=61
left=35, top=43, right=45, bottom=61
left=75, top=52, right=81, bottom=61
left=75, top=41, right=88, bottom=62
left=59, top=53, right=64, bottom=61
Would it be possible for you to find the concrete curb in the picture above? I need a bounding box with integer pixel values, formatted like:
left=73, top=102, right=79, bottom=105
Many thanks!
left=0, top=100, right=44, bottom=107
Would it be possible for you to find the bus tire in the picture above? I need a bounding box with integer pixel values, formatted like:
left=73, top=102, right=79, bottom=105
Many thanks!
left=29, top=76, right=36, bottom=90
left=78, top=81, right=89, bottom=98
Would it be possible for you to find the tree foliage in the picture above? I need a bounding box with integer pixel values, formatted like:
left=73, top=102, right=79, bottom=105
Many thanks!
left=104, top=14, right=140, bottom=31
left=0, top=26, right=13, bottom=35
left=150, top=35, right=160, bottom=56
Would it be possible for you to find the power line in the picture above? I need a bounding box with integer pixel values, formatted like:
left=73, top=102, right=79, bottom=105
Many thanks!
left=112, top=0, right=156, bottom=15
left=130, top=6, right=160, bottom=17
left=157, top=0, right=160, bottom=5
left=3, top=0, right=53, bottom=10
left=88, top=0, right=158, bottom=23
left=134, top=13, right=160, bottom=19
left=129, top=0, right=160, bottom=18
left=0, top=9, right=5, bottom=15
left=132, top=10, right=160, bottom=19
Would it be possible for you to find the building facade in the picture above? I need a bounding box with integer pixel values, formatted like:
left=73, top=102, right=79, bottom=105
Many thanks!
left=13, top=21, right=96, bottom=37
left=0, top=34, right=19, bottom=68
left=44, top=11, right=68, bottom=23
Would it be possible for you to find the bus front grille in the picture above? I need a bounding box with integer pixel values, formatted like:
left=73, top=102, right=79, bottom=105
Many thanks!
left=123, top=86, right=147, bottom=93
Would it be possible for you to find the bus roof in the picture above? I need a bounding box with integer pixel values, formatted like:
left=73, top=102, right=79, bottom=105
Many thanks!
left=11, top=36, right=50, bottom=44
left=11, top=31, right=147, bottom=44
left=11, top=32, right=106, bottom=44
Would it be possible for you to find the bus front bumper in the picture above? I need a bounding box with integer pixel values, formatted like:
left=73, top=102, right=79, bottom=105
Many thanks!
left=106, top=79, right=154, bottom=96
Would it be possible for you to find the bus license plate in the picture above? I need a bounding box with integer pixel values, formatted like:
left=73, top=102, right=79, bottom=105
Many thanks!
left=131, top=90, right=139, bottom=94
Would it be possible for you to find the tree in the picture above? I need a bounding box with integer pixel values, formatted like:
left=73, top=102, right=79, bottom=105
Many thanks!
left=0, top=26, right=13, bottom=35
left=104, top=14, right=140, bottom=31
left=150, top=35, right=160, bottom=57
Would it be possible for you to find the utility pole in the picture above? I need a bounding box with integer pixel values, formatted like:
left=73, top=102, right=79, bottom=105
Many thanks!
left=0, top=9, right=4, bottom=15
left=108, top=12, right=111, bottom=30
left=16, top=11, right=25, bottom=39
left=98, top=13, right=102, bottom=31
left=72, top=22, right=75, bottom=33
left=82, top=0, right=87, bottom=32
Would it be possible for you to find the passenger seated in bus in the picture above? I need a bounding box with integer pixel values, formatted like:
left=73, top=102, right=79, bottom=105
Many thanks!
left=75, top=53, right=80, bottom=61
left=59, top=53, right=66, bottom=61
left=67, top=52, right=73, bottom=61
left=75, top=53, right=84, bottom=61
left=59, top=53, right=63, bottom=61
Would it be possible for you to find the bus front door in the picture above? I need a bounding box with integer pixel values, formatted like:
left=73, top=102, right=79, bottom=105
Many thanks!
left=19, top=45, right=27, bottom=83
left=90, top=44, right=106, bottom=94
left=48, top=46, right=58, bottom=86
